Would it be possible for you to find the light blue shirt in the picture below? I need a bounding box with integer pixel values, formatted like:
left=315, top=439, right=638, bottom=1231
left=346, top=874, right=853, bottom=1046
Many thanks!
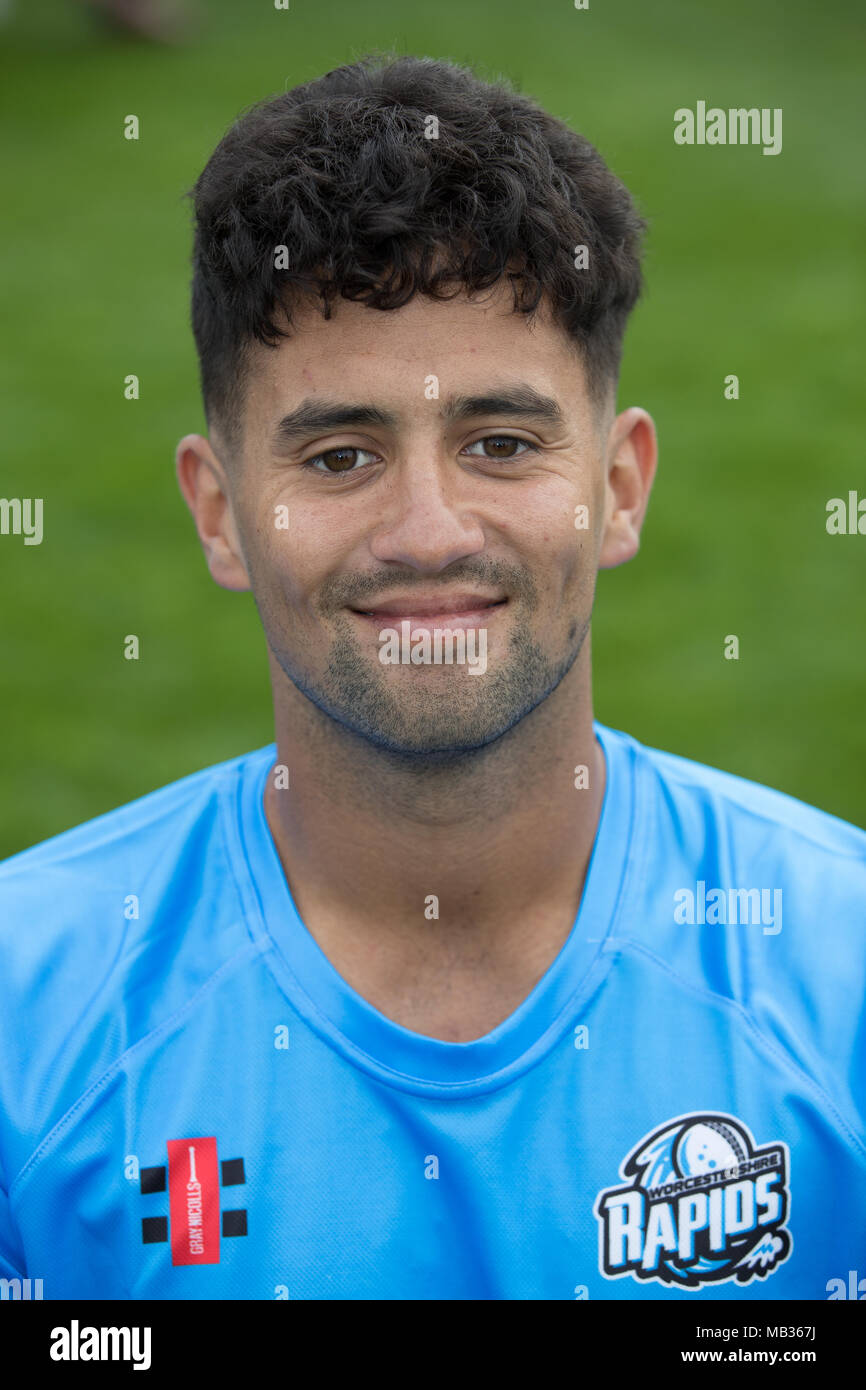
left=0, top=723, right=863, bottom=1298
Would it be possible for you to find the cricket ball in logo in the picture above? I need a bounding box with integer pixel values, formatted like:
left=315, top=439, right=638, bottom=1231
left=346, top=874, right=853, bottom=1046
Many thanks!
left=594, top=1112, right=792, bottom=1289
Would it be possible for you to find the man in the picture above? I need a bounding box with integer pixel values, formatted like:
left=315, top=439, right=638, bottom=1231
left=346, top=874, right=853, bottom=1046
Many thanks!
left=0, top=54, right=863, bottom=1302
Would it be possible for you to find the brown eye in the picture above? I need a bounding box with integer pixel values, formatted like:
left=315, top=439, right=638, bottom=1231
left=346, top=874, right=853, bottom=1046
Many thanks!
left=464, top=436, right=534, bottom=460
left=320, top=447, right=360, bottom=472
left=305, top=446, right=378, bottom=474
left=486, top=437, right=520, bottom=457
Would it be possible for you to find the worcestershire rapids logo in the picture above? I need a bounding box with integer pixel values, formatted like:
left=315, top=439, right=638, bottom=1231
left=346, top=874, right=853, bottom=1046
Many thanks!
left=595, top=1112, right=792, bottom=1289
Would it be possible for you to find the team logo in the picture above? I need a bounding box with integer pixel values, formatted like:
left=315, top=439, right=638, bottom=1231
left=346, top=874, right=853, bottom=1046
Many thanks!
left=594, top=1112, right=792, bottom=1289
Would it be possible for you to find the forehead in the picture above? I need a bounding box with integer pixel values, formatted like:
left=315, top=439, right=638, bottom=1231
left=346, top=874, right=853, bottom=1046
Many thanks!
left=243, top=283, right=592, bottom=429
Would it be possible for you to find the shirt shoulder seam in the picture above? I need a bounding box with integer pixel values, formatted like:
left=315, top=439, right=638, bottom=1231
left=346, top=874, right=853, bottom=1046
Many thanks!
left=7, top=937, right=270, bottom=1202
left=607, top=935, right=866, bottom=1163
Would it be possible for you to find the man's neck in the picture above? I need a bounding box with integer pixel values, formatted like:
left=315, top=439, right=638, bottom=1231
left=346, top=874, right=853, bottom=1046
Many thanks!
left=262, top=651, right=605, bottom=1041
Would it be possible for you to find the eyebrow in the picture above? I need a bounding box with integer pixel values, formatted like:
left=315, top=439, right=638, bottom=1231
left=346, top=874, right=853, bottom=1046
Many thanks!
left=270, top=385, right=565, bottom=453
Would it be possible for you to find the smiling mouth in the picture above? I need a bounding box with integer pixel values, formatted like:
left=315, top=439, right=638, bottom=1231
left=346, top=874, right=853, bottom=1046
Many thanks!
left=350, top=598, right=508, bottom=628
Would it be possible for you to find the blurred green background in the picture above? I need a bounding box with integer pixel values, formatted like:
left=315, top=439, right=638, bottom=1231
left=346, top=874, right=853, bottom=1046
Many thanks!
left=1, top=0, right=863, bottom=855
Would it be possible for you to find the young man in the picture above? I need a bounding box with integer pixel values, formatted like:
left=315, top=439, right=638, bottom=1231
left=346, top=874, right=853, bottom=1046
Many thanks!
left=0, top=54, right=863, bottom=1302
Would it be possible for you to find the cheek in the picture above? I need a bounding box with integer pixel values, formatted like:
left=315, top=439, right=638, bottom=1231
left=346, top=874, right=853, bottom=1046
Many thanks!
left=265, top=539, right=321, bottom=615
left=560, top=539, right=596, bottom=605
left=230, top=500, right=301, bottom=615
left=532, top=506, right=598, bottom=594
left=252, top=507, right=357, bottom=622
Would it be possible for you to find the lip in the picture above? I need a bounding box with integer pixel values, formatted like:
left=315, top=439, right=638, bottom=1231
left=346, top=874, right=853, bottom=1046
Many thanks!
left=350, top=596, right=507, bottom=630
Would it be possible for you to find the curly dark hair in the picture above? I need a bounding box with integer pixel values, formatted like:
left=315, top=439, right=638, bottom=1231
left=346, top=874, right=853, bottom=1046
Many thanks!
left=187, top=52, right=645, bottom=455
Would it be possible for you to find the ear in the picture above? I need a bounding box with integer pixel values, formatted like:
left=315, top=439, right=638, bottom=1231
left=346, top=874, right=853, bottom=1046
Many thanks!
left=597, top=408, right=658, bottom=570
left=175, top=434, right=251, bottom=592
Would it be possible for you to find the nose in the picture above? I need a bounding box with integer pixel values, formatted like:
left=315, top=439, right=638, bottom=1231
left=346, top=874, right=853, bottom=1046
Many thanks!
left=368, top=455, right=487, bottom=572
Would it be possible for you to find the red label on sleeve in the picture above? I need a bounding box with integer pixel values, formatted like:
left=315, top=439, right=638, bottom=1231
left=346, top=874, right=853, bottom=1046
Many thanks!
left=167, top=1137, right=220, bottom=1266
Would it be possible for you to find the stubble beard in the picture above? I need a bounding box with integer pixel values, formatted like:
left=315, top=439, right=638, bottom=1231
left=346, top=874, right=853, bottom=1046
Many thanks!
left=268, top=606, right=590, bottom=767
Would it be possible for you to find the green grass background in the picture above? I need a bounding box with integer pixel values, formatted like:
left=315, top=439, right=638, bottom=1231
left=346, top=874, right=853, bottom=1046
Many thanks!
left=1, top=0, right=863, bottom=855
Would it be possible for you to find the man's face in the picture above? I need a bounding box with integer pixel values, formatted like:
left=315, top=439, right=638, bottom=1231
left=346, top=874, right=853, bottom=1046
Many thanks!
left=187, top=283, right=652, bottom=758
